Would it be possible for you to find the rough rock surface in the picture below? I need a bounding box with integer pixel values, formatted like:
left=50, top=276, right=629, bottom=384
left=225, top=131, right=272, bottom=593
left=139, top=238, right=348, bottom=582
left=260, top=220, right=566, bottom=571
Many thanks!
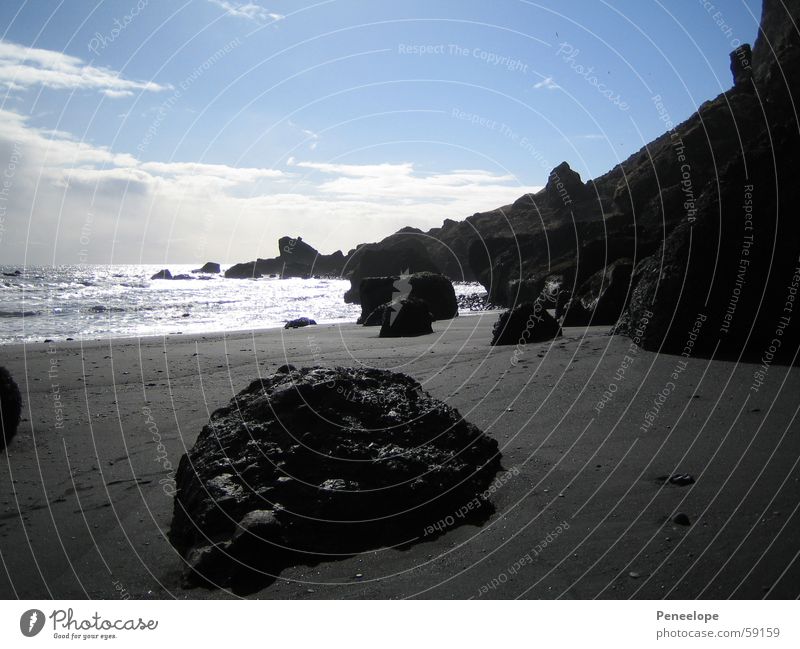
left=491, top=301, right=562, bottom=346
left=169, top=366, right=501, bottom=589
left=284, top=317, right=317, bottom=329
left=619, top=0, right=800, bottom=362
left=343, top=234, right=440, bottom=303
left=379, top=297, right=434, bottom=338
left=0, top=367, right=22, bottom=451
left=357, top=273, right=457, bottom=324
left=561, top=259, right=633, bottom=326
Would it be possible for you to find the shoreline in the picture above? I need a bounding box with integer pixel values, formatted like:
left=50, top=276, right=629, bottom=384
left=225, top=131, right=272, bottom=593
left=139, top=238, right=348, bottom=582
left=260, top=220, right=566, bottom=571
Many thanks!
left=1, top=309, right=503, bottom=351
left=1, top=318, right=798, bottom=599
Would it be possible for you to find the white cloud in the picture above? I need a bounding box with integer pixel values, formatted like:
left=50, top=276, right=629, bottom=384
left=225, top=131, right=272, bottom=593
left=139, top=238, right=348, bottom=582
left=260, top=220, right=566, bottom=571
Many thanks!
left=207, top=0, right=284, bottom=22
left=0, top=39, right=170, bottom=97
left=103, top=89, right=134, bottom=99
left=533, top=76, right=560, bottom=91
left=292, top=160, right=523, bottom=206
left=0, top=109, right=538, bottom=264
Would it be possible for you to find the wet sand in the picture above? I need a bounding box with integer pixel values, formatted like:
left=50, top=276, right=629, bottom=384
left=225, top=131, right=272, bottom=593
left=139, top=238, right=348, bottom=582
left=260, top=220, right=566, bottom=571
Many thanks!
left=1, top=314, right=799, bottom=599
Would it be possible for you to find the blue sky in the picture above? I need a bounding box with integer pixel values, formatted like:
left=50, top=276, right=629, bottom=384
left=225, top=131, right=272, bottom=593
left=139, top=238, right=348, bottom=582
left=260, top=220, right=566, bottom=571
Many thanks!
left=0, top=0, right=763, bottom=264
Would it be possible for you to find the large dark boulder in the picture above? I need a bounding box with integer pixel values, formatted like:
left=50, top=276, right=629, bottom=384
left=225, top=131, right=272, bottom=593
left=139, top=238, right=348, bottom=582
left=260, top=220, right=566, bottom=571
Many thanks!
left=491, top=301, right=562, bottom=346
left=150, top=269, right=172, bottom=280
left=192, top=262, right=221, bottom=274
left=361, top=301, right=390, bottom=326
left=358, top=273, right=457, bottom=324
left=379, top=297, right=434, bottom=338
left=559, top=298, right=594, bottom=328
left=169, top=366, right=501, bottom=590
left=0, top=367, right=22, bottom=451
left=561, top=259, right=633, bottom=326
left=343, top=236, right=439, bottom=303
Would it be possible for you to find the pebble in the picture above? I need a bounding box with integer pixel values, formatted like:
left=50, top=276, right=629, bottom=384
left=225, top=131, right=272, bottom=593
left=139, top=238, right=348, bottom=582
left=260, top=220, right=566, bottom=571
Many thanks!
left=673, top=513, right=691, bottom=526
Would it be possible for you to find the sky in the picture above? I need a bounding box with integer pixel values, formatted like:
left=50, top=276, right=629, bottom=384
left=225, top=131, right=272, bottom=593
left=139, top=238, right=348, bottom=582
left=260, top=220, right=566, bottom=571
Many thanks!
left=0, top=0, right=763, bottom=265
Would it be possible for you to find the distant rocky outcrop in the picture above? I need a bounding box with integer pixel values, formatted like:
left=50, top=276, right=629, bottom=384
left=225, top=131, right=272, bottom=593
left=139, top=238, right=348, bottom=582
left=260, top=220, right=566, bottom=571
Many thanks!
left=225, top=237, right=347, bottom=279
left=192, top=262, right=221, bottom=274
left=169, top=366, right=501, bottom=590
left=0, top=367, right=22, bottom=451
left=379, top=297, right=434, bottom=338
left=357, top=273, right=457, bottom=324
left=150, top=269, right=172, bottom=280
left=491, top=301, right=562, bottom=346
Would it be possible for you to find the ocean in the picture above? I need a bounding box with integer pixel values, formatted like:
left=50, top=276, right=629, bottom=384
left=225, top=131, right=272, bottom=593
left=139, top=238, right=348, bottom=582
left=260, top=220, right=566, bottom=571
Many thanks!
left=0, top=265, right=484, bottom=345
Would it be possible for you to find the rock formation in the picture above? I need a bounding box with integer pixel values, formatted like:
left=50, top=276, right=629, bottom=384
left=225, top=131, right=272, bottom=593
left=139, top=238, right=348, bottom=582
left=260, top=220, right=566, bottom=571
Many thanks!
left=284, top=317, right=317, bottom=329
left=560, top=259, right=633, bottom=326
left=619, top=0, right=800, bottom=362
left=379, top=297, right=434, bottom=338
left=0, top=367, right=22, bottom=451
left=491, top=301, right=562, bottom=346
left=192, top=262, right=221, bottom=274
left=150, top=269, right=172, bottom=280
left=225, top=237, right=347, bottom=279
left=730, top=44, right=753, bottom=85
left=169, top=366, right=501, bottom=590
left=357, top=273, right=457, bottom=324
left=343, top=233, right=440, bottom=303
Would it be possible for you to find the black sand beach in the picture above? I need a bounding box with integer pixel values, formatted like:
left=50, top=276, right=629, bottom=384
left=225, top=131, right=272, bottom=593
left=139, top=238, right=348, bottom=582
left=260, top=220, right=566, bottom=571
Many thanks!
left=2, top=316, right=798, bottom=599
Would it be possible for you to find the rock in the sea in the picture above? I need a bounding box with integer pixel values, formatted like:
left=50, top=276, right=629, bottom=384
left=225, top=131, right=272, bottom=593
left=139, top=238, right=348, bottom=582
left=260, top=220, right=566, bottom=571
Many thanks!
left=150, top=269, right=172, bottom=280
left=284, top=317, right=317, bottom=329
left=0, top=367, right=22, bottom=451
left=491, top=301, right=562, bottom=346
left=379, top=297, right=434, bottom=338
left=192, top=262, right=221, bottom=274
left=357, top=273, right=457, bottom=324
left=169, top=366, right=501, bottom=589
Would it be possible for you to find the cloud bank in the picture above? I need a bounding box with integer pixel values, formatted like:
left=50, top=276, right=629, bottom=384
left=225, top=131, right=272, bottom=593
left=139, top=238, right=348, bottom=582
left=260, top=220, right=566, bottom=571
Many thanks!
left=0, top=108, right=538, bottom=265
left=0, top=40, right=170, bottom=97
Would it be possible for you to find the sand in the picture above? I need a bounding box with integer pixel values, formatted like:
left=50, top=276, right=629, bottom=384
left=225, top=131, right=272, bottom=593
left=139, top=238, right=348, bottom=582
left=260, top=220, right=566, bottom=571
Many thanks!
left=1, top=314, right=798, bottom=599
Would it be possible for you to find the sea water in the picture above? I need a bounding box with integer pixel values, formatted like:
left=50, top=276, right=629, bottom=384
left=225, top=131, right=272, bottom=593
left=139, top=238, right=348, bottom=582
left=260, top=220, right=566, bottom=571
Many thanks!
left=0, top=265, right=483, bottom=344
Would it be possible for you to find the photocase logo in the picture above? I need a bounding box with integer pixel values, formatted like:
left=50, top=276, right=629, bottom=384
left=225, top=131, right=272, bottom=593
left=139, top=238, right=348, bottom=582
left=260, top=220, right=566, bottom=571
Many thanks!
left=20, top=609, right=45, bottom=637
left=388, top=269, right=413, bottom=326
